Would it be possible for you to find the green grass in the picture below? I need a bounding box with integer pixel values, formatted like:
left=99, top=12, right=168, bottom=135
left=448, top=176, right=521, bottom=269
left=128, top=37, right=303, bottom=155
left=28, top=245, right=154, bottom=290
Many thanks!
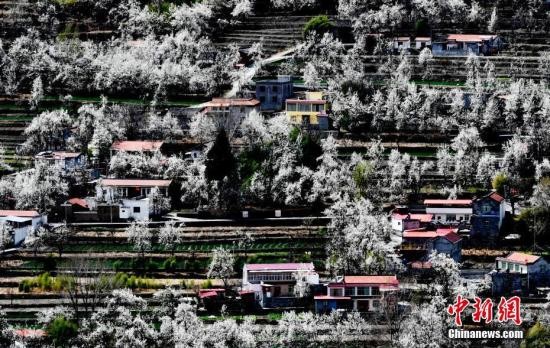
left=62, top=240, right=324, bottom=253
left=42, top=95, right=206, bottom=107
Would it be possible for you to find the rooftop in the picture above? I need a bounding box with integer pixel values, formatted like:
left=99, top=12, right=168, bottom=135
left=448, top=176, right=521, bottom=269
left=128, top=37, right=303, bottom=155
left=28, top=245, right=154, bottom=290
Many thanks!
left=424, top=199, right=472, bottom=206
left=446, top=34, right=498, bottom=43
left=35, top=151, right=82, bottom=160
left=0, top=210, right=40, bottom=218
left=245, top=262, right=315, bottom=272
left=101, top=178, right=172, bottom=188
left=403, top=227, right=462, bottom=244
left=498, top=252, right=541, bottom=265
left=343, top=275, right=399, bottom=286
left=111, top=140, right=164, bottom=152
left=205, top=98, right=260, bottom=107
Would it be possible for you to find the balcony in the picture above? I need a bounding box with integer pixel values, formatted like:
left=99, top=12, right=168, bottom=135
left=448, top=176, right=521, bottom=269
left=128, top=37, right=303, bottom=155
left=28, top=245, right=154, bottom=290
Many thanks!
left=401, top=243, right=429, bottom=251
left=248, top=272, right=294, bottom=282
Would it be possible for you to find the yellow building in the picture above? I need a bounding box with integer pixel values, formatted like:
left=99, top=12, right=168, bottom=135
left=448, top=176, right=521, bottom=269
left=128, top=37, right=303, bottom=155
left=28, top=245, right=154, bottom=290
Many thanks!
left=285, top=92, right=329, bottom=130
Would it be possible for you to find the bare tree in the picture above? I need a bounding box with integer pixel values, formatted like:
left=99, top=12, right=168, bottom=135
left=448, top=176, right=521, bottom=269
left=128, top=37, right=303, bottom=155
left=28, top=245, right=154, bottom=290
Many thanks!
left=58, top=256, right=115, bottom=322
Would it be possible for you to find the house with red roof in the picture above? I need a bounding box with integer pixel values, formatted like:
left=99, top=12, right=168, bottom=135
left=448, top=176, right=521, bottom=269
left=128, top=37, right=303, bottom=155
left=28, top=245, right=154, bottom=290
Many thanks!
left=391, top=212, right=433, bottom=232
left=242, top=263, right=319, bottom=309
left=314, top=275, right=399, bottom=313
left=110, top=140, right=164, bottom=157
left=432, top=34, right=503, bottom=56
left=0, top=210, right=47, bottom=245
left=401, top=226, right=462, bottom=263
left=98, top=178, right=173, bottom=221
left=491, top=252, right=550, bottom=296
left=470, top=191, right=506, bottom=245
left=496, top=252, right=548, bottom=275
left=424, top=198, right=472, bottom=225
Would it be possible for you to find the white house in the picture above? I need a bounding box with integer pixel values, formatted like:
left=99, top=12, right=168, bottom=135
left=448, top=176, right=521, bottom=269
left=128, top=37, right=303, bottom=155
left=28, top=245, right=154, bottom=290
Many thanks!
left=242, top=263, right=319, bottom=308
left=0, top=210, right=47, bottom=245
left=34, top=151, right=87, bottom=173
left=110, top=140, right=164, bottom=157
left=424, top=199, right=472, bottom=224
left=99, top=178, right=172, bottom=200
left=495, top=252, right=549, bottom=275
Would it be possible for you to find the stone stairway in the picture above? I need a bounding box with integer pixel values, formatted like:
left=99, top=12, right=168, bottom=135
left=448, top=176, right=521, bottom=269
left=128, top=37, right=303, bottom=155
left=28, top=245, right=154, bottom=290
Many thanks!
left=216, top=15, right=318, bottom=55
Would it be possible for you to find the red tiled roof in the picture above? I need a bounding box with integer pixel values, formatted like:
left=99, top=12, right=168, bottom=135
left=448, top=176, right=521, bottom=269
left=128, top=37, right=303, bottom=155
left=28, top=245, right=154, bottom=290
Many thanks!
left=424, top=199, right=472, bottom=205
left=498, top=252, right=541, bottom=265
left=343, top=275, right=399, bottom=286
left=205, top=98, right=260, bottom=107
left=447, top=34, right=497, bottom=43
left=67, top=198, right=88, bottom=209
left=199, top=291, right=219, bottom=299
left=101, top=179, right=172, bottom=187
left=403, top=228, right=461, bottom=244
left=111, top=141, right=163, bottom=152
left=488, top=192, right=505, bottom=202
left=403, top=231, right=438, bottom=239
left=245, top=263, right=315, bottom=271
left=392, top=213, right=433, bottom=222
left=438, top=230, right=462, bottom=244
left=0, top=210, right=40, bottom=218
left=410, top=261, right=433, bottom=269
left=314, top=296, right=352, bottom=300
left=15, top=329, right=46, bottom=337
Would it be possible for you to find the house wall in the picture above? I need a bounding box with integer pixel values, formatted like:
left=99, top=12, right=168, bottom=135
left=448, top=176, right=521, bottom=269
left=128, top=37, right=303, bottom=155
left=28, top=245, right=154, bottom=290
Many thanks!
left=119, top=199, right=149, bottom=221
left=471, top=197, right=503, bottom=244
left=433, top=238, right=461, bottom=262
left=256, top=81, right=293, bottom=111
left=426, top=207, right=472, bottom=223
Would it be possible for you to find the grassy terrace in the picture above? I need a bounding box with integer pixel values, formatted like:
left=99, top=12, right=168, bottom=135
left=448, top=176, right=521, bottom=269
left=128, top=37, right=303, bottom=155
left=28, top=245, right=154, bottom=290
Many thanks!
left=62, top=240, right=324, bottom=253
left=42, top=95, right=207, bottom=106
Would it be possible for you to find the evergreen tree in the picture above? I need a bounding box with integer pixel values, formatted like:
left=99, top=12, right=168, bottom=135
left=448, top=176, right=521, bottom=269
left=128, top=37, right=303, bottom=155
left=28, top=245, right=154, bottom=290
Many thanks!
left=205, top=129, right=237, bottom=182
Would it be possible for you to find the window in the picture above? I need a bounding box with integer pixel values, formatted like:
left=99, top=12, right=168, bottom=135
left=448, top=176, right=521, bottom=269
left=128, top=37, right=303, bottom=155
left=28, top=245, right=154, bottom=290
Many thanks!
left=302, top=115, right=310, bottom=125
left=259, top=86, right=266, bottom=92
left=514, top=264, right=520, bottom=272
left=298, top=103, right=310, bottom=112
left=345, top=287, right=354, bottom=296
left=240, top=107, right=245, bottom=113
left=288, top=285, right=294, bottom=295
left=356, top=287, right=370, bottom=296
left=372, top=300, right=380, bottom=308
left=272, top=96, right=277, bottom=103
left=329, top=288, right=343, bottom=297
left=371, top=287, right=380, bottom=296
left=272, top=86, right=278, bottom=92
left=313, top=104, right=324, bottom=112
left=260, top=96, right=265, bottom=103
left=133, top=206, right=141, bottom=213
left=447, top=214, right=456, bottom=221
left=287, top=103, right=297, bottom=111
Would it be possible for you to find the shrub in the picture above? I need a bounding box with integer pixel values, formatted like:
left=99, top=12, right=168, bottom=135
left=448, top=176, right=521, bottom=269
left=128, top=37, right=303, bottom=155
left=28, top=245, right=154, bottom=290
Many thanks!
left=415, top=19, right=430, bottom=36
left=200, top=279, right=213, bottom=289
left=43, top=254, right=57, bottom=272
left=162, top=256, right=177, bottom=271
left=46, top=315, right=78, bottom=347
left=112, top=260, right=123, bottom=272
left=303, top=15, right=334, bottom=38
left=492, top=172, right=508, bottom=195
left=182, top=279, right=195, bottom=289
